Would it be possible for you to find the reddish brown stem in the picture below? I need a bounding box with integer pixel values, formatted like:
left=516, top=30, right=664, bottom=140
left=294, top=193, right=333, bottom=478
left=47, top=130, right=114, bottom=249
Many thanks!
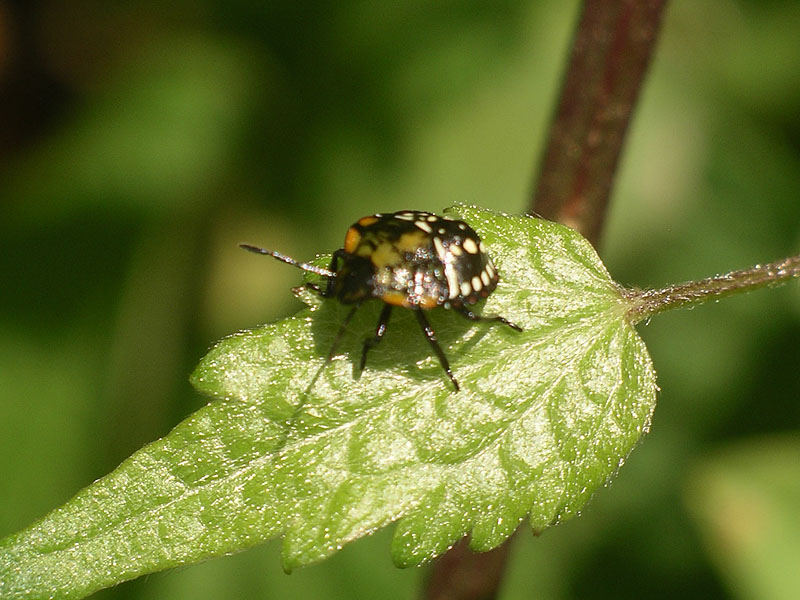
left=422, top=535, right=516, bottom=600
left=423, top=2, right=669, bottom=599
left=531, top=0, right=669, bottom=247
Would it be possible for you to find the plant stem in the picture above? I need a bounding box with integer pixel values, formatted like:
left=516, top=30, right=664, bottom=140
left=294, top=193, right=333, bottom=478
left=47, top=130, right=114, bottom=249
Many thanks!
left=422, top=535, right=516, bottom=600
left=530, top=0, right=669, bottom=246
left=626, top=254, right=800, bottom=323
left=425, top=2, right=669, bottom=599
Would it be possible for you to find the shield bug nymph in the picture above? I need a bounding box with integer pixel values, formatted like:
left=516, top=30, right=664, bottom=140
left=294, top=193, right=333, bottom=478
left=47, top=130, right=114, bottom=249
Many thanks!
left=241, top=210, right=521, bottom=391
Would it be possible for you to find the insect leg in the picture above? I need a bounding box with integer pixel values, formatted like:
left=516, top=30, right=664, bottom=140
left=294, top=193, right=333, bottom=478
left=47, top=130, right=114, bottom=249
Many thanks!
left=360, top=304, right=392, bottom=372
left=303, top=282, right=322, bottom=294
left=414, top=309, right=459, bottom=392
left=453, top=305, right=522, bottom=332
left=303, top=303, right=362, bottom=396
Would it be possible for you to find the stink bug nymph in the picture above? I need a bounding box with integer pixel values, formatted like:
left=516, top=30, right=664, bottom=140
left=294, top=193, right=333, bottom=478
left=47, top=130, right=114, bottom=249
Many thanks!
left=241, top=210, right=521, bottom=391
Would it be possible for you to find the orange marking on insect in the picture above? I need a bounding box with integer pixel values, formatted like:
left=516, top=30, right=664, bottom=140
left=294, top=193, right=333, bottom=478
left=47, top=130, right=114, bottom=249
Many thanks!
left=343, top=227, right=362, bottom=253
left=381, top=291, right=408, bottom=307
left=357, top=215, right=380, bottom=227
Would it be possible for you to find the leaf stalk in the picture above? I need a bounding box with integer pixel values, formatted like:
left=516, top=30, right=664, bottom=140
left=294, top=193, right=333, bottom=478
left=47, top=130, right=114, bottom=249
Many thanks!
left=626, top=253, right=800, bottom=323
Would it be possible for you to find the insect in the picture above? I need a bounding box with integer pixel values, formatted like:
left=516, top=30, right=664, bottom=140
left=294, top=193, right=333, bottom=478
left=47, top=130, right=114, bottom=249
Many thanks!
left=241, top=210, right=521, bottom=391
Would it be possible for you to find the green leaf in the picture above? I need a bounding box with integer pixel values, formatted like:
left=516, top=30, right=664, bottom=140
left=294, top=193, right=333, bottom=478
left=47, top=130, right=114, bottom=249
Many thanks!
left=0, top=205, right=657, bottom=599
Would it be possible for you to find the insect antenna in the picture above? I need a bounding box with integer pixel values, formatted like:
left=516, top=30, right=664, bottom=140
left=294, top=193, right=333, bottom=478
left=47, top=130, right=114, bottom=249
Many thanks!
left=239, top=244, right=336, bottom=278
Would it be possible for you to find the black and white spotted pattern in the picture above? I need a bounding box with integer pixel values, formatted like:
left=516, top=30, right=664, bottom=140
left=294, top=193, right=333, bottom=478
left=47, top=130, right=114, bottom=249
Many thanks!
left=351, top=210, right=499, bottom=308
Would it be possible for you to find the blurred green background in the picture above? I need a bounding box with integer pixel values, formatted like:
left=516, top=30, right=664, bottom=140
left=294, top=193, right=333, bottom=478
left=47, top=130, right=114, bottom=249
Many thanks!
left=1, top=0, right=799, bottom=598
